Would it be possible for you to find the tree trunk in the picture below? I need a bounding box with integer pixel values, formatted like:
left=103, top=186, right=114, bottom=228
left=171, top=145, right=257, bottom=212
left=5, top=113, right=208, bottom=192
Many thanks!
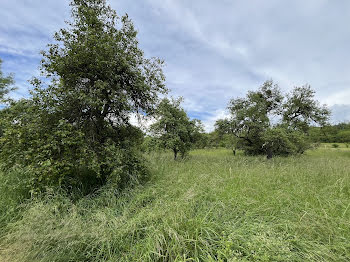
left=266, top=148, right=273, bottom=159
left=173, top=148, right=178, bottom=160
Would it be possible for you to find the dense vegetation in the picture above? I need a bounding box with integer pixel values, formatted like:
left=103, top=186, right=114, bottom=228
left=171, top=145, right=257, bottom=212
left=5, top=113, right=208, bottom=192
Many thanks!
left=309, top=123, right=350, bottom=145
left=1, top=148, right=350, bottom=261
left=0, top=0, right=349, bottom=261
left=0, top=0, right=166, bottom=193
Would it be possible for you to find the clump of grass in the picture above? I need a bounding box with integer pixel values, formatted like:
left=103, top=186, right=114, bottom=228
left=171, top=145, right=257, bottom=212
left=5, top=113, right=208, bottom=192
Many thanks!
left=0, top=168, right=32, bottom=237
left=1, top=148, right=350, bottom=261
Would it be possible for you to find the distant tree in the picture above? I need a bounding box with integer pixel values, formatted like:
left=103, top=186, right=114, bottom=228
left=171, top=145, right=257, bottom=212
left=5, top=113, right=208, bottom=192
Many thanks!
left=150, top=98, right=202, bottom=159
left=219, top=80, right=330, bottom=158
left=0, top=58, right=16, bottom=137
left=337, top=130, right=350, bottom=147
left=0, top=58, right=15, bottom=101
left=0, top=0, right=166, bottom=191
left=214, top=119, right=239, bottom=155
left=206, top=131, right=221, bottom=148
left=192, top=132, right=209, bottom=149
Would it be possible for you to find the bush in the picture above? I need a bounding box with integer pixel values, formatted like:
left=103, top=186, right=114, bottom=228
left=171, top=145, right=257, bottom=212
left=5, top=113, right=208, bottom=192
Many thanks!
left=263, top=128, right=297, bottom=157
left=262, top=128, right=310, bottom=158
left=0, top=99, right=148, bottom=194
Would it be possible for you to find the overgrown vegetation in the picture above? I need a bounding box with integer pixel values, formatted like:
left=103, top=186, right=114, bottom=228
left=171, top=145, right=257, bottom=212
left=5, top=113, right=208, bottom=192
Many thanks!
left=309, top=122, right=350, bottom=144
left=0, top=0, right=349, bottom=261
left=0, top=0, right=166, bottom=192
left=1, top=148, right=350, bottom=261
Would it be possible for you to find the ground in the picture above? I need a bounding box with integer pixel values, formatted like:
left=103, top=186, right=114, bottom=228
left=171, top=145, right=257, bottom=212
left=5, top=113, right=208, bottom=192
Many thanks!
left=0, top=146, right=350, bottom=261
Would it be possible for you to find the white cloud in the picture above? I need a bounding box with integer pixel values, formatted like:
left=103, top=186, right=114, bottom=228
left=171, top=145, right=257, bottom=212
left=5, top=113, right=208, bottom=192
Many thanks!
left=1, top=0, right=350, bottom=129
left=201, top=109, right=230, bottom=133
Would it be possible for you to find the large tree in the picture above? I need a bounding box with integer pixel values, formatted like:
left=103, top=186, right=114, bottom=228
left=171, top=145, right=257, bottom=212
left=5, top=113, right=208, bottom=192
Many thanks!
left=217, top=80, right=330, bottom=157
left=150, top=98, right=202, bottom=159
left=0, top=0, right=166, bottom=191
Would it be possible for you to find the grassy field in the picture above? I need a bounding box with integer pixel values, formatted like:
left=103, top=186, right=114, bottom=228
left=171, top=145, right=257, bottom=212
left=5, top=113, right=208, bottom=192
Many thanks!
left=1, top=147, right=350, bottom=261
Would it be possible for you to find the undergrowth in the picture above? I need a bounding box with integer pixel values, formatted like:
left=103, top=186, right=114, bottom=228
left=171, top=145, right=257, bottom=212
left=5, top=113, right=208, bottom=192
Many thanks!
left=1, top=148, right=350, bottom=261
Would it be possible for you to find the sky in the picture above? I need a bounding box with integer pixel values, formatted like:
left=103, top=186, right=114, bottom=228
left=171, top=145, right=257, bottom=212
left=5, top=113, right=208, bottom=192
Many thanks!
left=1, top=0, right=350, bottom=131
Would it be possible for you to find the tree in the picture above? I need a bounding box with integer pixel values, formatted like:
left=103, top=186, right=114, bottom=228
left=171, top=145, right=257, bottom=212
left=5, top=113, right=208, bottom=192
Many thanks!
left=219, top=80, right=330, bottom=157
left=0, top=58, right=15, bottom=101
left=337, top=130, right=350, bottom=147
left=214, top=119, right=239, bottom=155
left=0, top=0, right=166, bottom=191
left=150, top=98, right=201, bottom=159
left=0, top=58, right=16, bottom=137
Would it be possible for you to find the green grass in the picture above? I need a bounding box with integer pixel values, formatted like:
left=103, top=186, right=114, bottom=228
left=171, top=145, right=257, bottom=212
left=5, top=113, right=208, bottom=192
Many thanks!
left=1, top=147, right=350, bottom=261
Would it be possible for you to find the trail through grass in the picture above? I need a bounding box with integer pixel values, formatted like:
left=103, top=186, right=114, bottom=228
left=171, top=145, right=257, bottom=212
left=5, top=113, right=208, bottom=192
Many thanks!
left=1, top=148, right=350, bottom=261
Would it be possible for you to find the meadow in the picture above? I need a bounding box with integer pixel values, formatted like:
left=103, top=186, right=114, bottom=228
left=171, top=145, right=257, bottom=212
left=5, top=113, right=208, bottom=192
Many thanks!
left=0, top=146, right=350, bottom=261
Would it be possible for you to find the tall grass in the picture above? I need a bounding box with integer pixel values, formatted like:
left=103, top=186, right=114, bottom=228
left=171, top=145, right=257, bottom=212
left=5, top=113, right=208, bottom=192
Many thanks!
left=1, top=148, right=350, bottom=261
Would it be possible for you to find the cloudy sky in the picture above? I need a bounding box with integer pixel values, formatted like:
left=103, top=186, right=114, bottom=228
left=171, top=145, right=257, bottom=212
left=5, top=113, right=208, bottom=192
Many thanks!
left=1, top=0, right=350, bottom=131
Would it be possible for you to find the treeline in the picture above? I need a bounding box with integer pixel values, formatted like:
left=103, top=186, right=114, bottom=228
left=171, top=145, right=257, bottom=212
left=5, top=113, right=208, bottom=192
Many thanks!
left=143, top=131, right=236, bottom=152
left=143, top=80, right=331, bottom=159
left=309, top=123, right=350, bottom=144
left=144, top=121, right=350, bottom=153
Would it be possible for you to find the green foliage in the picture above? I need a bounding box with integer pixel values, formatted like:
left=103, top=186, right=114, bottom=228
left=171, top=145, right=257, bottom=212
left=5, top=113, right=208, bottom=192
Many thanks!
left=263, top=128, right=297, bottom=157
left=218, top=80, right=330, bottom=157
left=332, top=143, right=339, bottom=148
left=309, top=123, right=350, bottom=143
left=192, top=132, right=209, bottom=149
left=0, top=0, right=165, bottom=192
left=337, top=130, right=350, bottom=145
left=150, top=97, right=202, bottom=159
left=263, top=128, right=310, bottom=158
left=282, top=85, right=329, bottom=132
left=0, top=58, right=15, bottom=101
left=214, top=119, right=239, bottom=154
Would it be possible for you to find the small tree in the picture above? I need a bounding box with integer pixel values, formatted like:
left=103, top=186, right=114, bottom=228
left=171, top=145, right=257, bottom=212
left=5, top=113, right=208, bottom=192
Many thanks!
left=214, top=119, right=239, bottom=155
left=0, top=58, right=16, bottom=138
left=219, top=80, right=330, bottom=157
left=150, top=98, right=201, bottom=159
left=0, top=58, right=15, bottom=102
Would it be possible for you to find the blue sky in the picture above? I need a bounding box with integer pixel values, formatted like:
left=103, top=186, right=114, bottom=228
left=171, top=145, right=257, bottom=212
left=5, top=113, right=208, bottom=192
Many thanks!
left=1, top=0, right=350, bottom=131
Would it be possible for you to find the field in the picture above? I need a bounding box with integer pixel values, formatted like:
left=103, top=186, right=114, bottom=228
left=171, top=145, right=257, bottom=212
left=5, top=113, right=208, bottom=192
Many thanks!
left=1, top=146, right=350, bottom=261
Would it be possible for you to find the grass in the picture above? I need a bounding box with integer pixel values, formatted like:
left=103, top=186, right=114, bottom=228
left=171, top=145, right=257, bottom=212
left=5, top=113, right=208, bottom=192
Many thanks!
left=1, top=147, right=350, bottom=261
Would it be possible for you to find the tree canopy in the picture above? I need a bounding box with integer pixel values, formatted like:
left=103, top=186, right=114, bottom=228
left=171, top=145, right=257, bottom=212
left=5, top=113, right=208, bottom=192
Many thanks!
left=0, top=58, right=15, bottom=101
left=150, top=98, right=202, bottom=159
left=217, top=80, right=330, bottom=157
left=0, top=0, right=166, bottom=192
